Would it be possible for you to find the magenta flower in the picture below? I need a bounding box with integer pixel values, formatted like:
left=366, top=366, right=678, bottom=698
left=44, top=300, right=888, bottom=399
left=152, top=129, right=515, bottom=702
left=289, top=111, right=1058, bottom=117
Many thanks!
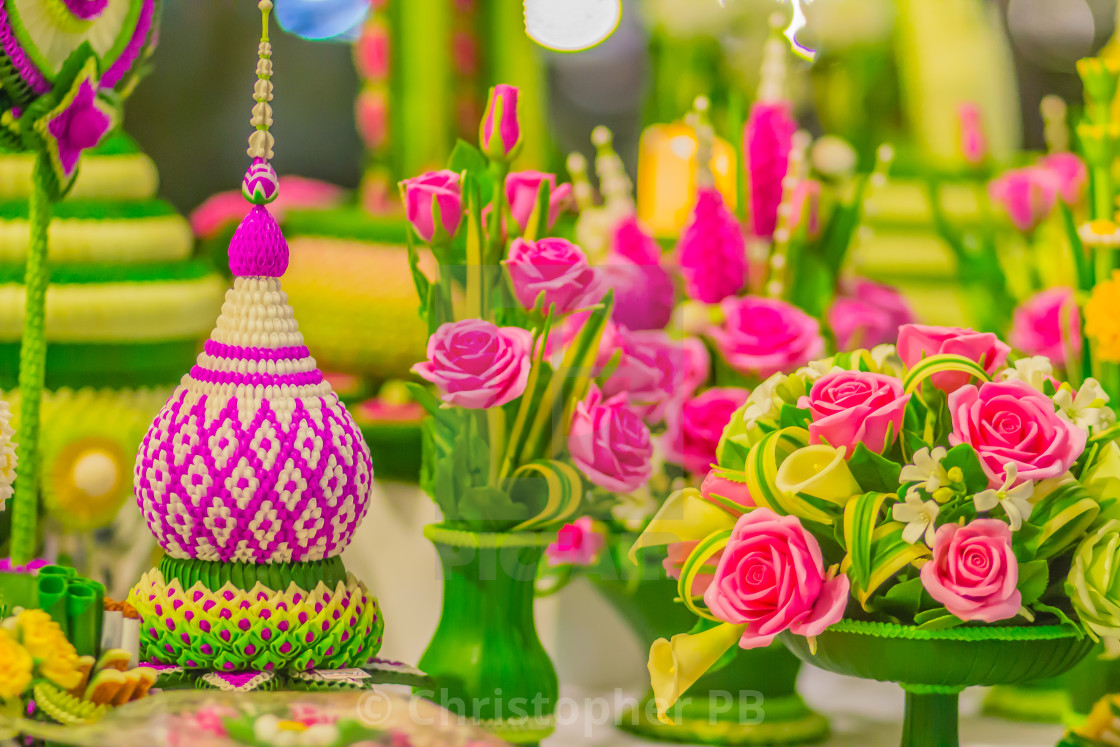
left=413, top=319, right=533, bottom=409
left=1009, top=287, right=1081, bottom=365
left=401, top=170, right=463, bottom=243
left=957, top=103, right=987, bottom=165
left=920, top=520, right=1021, bottom=623
left=677, top=187, right=746, bottom=304
left=744, top=101, right=797, bottom=240
left=480, top=84, right=522, bottom=161
left=709, top=297, right=825, bottom=378
left=988, top=167, right=1058, bottom=233
left=801, top=371, right=910, bottom=454
left=602, top=217, right=675, bottom=331
left=505, top=171, right=573, bottom=232
left=1038, top=152, right=1088, bottom=206
left=663, top=387, right=751, bottom=475
left=506, top=237, right=605, bottom=315
left=47, top=76, right=114, bottom=179
left=704, top=508, right=849, bottom=648
left=700, top=469, right=754, bottom=515
left=828, top=278, right=916, bottom=351
left=546, top=516, right=605, bottom=566
left=679, top=337, right=711, bottom=397
left=898, top=323, right=1010, bottom=393
left=602, top=329, right=684, bottom=423
left=949, top=379, right=1087, bottom=487
left=568, top=385, right=653, bottom=493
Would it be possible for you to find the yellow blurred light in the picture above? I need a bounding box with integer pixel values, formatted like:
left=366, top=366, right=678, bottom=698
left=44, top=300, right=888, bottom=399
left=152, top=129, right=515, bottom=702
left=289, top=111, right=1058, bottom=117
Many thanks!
left=636, top=122, right=738, bottom=238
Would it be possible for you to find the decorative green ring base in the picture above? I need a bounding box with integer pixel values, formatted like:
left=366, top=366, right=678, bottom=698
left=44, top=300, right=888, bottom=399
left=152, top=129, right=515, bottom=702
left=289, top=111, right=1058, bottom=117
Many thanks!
left=617, top=690, right=829, bottom=746
left=983, top=682, right=1070, bottom=724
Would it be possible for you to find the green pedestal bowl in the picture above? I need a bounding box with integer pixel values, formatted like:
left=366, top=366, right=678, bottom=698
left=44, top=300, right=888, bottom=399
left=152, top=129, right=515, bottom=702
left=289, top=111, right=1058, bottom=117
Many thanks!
left=782, top=620, right=1094, bottom=747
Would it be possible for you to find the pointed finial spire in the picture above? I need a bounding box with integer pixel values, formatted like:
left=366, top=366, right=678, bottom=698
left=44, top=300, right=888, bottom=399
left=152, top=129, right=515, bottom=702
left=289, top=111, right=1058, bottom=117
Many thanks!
left=758, top=13, right=789, bottom=103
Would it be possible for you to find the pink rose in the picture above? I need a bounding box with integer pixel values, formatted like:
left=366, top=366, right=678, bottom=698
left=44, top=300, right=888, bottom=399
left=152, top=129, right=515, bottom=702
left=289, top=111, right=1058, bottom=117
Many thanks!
left=801, top=371, right=910, bottom=453
left=663, top=388, right=751, bottom=475
left=505, top=237, right=605, bottom=315
left=546, top=517, right=604, bottom=566
left=1039, top=152, right=1087, bottom=206
left=949, top=379, right=1087, bottom=486
left=920, top=519, right=1021, bottom=622
left=479, top=84, right=521, bottom=161
left=1009, top=287, right=1081, bottom=365
left=988, top=167, right=1058, bottom=233
left=898, top=323, right=1011, bottom=392
left=704, top=508, right=850, bottom=648
left=413, top=319, right=532, bottom=409
left=829, top=278, right=916, bottom=351
left=568, top=385, right=653, bottom=493
left=505, top=171, right=573, bottom=233
left=700, top=469, right=754, bottom=515
left=603, top=217, right=674, bottom=331
left=709, top=297, right=825, bottom=378
left=401, top=170, right=462, bottom=243
left=601, top=329, right=683, bottom=423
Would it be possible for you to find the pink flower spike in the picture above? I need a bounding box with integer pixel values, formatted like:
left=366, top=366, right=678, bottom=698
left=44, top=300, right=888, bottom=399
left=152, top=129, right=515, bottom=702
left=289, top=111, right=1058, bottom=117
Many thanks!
left=988, top=167, right=1058, bottom=233
left=480, top=84, right=522, bottom=162
left=744, top=100, right=797, bottom=240
left=677, top=188, right=747, bottom=304
left=546, top=517, right=605, bottom=566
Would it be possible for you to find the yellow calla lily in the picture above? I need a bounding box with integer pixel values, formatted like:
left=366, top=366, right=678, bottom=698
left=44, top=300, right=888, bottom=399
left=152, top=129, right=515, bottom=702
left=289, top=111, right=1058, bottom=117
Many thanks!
left=775, top=445, right=862, bottom=521
left=629, top=488, right=736, bottom=563
left=648, top=622, right=748, bottom=724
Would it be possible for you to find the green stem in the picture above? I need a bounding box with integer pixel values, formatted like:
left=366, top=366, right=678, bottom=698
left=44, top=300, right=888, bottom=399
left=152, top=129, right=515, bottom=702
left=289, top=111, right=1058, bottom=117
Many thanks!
left=900, top=689, right=959, bottom=747
left=1092, top=166, right=1114, bottom=223
left=10, top=156, right=53, bottom=565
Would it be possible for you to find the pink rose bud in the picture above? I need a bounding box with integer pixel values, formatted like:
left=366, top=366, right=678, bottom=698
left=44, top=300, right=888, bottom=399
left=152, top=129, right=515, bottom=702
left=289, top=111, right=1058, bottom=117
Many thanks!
left=920, top=519, right=1021, bottom=622
left=505, top=237, right=605, bottom=315
left=744, top=100, right=797, bottom=240
left=988, top=167, right=1058, bottom=233
left=957, top=103, right=987, bottom=165
left=788, top=179, right=822, bottom=239
left=602, top=329, right=685, bottom=423
left=569, top=385, right=654, bottom=493
left=479, top=84, right=522, bottom=162
left=800, top=371, right=910, bottom=454
left=1009, top=287, right=1081, bottom=365
left=898, top=323, right=1011, bottom=393
left=677, top=187, right=747, bottom=304
left=602, top=217, right=675, bottom=331
left=546, top=516, right=605, bottom=566
left=704, top=508, right=850, bottom=648
left=700, top=469, right=754, bottom=516
left=401, top=170, right=463, bottom=243
left=709, top=297, right=825, bottom=379
left=663, top=388, right=750, bottom=475
left=505, top=171, right=573, bottom=233
left=828, top=278, right=916, bottom=351
left=412, top=319, right=533, bottom=408
left=1038, top=152, right=1088, bottom=206
left=663, top=540, right=715, bottom=596
left=949, top=379, right=1086, bottom=487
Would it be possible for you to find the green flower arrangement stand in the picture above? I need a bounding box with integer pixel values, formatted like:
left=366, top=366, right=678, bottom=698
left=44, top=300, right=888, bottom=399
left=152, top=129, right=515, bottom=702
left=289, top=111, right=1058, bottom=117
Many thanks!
left=593, top=537, right=830, bottom=745
left=417, top=524, right=559, bottom=746
left=782, top=620, right=1094, bottom=747
left=1063, top=648, right=1120, bottom=724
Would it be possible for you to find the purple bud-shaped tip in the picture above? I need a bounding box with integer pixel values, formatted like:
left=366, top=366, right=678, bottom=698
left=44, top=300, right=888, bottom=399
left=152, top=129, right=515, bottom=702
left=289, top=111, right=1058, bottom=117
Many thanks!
left=228, top=204, right=289, bottom=277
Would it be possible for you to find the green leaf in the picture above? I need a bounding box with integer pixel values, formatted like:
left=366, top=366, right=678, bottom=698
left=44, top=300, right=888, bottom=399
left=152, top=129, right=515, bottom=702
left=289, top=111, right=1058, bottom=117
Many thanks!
left=404, top=233, right=431, bottom=318
left=447, top=139, right=488, bottom=176
left=915, top=612, right=965, bottom=631
left=522, top=179, right=552, bottom=242
left=941, top=444, right=988, bottom=493
left=874, top=575, right=926, bottom=620
left=457, top=486, right=529, bottom=531
left=1025, top=478, right=1101, bottom=559
left=1017, top=559, right=1049, bottom=607
left=779, top=404, right=811, bottom=431
left=847, top=443, right=903, bottom=493
left=1032, top=602, right=1078, bottom=628
left=1011, top=522, right=1043, bottom=563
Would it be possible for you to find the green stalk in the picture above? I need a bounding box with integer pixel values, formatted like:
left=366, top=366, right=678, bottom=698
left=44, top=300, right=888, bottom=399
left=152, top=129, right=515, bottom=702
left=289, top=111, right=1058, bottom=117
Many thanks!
left=10, top=156, right=53, bottom=565
left=394, top=0, right=452, bottom=179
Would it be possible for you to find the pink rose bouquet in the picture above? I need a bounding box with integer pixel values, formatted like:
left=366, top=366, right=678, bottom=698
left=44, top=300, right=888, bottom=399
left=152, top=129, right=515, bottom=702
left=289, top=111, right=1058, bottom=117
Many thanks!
left=405, top=85, right=647, bottom=533
left=632, top=325, right=1120, bottom=720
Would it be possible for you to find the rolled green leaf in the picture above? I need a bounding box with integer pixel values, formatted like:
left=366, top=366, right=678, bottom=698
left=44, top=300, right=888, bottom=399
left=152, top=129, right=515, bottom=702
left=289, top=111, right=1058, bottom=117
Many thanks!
left=36, top=574, right=69, bottom=635
left=66, top=579, right=103, bottom=657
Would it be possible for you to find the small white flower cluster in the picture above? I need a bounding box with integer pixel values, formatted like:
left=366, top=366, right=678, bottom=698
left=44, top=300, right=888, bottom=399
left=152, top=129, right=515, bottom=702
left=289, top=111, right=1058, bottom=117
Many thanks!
left=1002, top=356, right=1116, bottom=435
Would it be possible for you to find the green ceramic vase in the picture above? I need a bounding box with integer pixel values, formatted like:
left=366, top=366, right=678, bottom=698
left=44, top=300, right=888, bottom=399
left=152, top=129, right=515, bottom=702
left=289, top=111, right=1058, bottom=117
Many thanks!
left=592, top=538, right=829, bottom=745
left=782, top=620, right=1094, bottom=747
left=417, top=524, right=559, bottom=745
